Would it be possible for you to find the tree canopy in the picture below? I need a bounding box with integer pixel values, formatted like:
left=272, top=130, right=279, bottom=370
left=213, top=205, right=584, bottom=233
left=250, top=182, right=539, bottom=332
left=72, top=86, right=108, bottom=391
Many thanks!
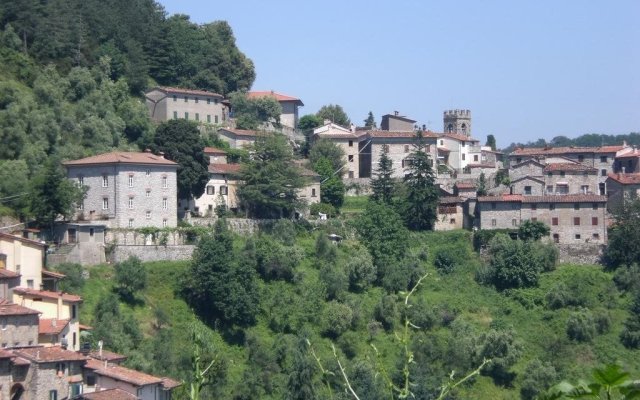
left=316, top=104, right=350, bottom=127
left=229, top=92, right=282, bottom=130
left=370, top=146, right=395, bottom=205
left=604, top=198, right=640, bottom=269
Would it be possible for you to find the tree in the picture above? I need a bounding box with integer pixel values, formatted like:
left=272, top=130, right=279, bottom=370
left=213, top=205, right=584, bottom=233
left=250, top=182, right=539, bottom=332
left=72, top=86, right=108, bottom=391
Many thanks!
left=316, top=104, right=350, bottom=127
left=181, top=221, right=259, bottom=327
left=286, top=336, right=317, bottom=400
left=52, top=263, right=84, bottom=294
left=313, top=157, right=345, bottom=209
left=114, top=256, right=147, bottom=302
left=476, top=172, right=488, bottom=196
left=309, top=138, right=345, bottom=175
left=518, top=220, right=550, bottom=241
left=0, top=159, right=31, bottom=218
left=604, top=197, right=640, bottom=269
left=370, top=146, right=395, bottom=205
left=364, top=111, right=376, bottom=129
left=29, top=158, right=84, bottom=230
left=238, top=134, right=306, bottom=218
left=298, top=114, right=323, bottom=156
left=152, top=119, right=210, bottom=200
left=229, top=91, right=282, bottom=130
left=520, top=359, right=557, bottom=400
left=485, top=134, right=497, bottom=151
left=620, top=291, right=640, bottom=349
left=400, top=131, right=439, bottom=230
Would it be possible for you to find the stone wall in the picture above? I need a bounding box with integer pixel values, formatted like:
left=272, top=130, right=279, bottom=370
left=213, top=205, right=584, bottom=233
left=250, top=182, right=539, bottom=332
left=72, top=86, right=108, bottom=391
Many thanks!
left=110, top=245, right=196, bottom=263
left=557, top=243, right=604, bottom=265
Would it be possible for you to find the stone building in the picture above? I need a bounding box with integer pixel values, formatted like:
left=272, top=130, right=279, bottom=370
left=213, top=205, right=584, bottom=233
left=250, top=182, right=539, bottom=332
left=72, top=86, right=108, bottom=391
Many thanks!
left=380, top=112, right=416, bottom=131
left=0, top=301, right=39, bottom=348
left=368, top=131, right=438, bottom=179
left=435, top=197, right=466, bottom=230
left=217, top=128, right=269, bottom=150
left=477, top=194, right=608, bottom=243
left=64, top=151, right=178, bottom=229
left=605, top=172, right=640, bottom=212
left=145, top=86, right=227, bottom=125
left=436, top=132, right=482, bottom=171
left=312, top=122, right=366, bottom=179
left=614, top=149, right=640, bottom=173
left=247, top=91, right=304, bottom=130
left=443, top=109, right=472, bottom=136
left=190, top=163, right=242, bottom=216
left=508, top=158, right=599, bottom=196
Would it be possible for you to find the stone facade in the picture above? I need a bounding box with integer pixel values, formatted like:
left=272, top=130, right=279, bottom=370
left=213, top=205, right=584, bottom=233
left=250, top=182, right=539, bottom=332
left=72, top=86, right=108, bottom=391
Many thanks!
left=443, top=109, right=471, bottom=135
left=435, top=197, right=465, bottom=230
left=0, top=309, right=39, bottom=348
left=110, top=245, right=196, bottom=263
left=64, top=152, right=178, bottom=229
left=145, top=87, right=227, bottom=125
left=605, top=173, right=640, bottom=212
left=369, top=132, right=438, bottom=179
left=246, top=91, right=303, bottom=130
left=380, top=113, right=416, bottom=131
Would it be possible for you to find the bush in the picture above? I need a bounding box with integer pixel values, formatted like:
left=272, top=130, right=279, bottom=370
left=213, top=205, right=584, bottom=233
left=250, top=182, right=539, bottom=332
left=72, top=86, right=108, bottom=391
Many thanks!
left=315, top=233, right=336, bottom=262
left=320, top=263, right=348, bottom=301
left=566, top=308, right=596, bottom=342
left=520, top=359, right=557, bottom=400
left=403, top=297, right=437, bottom=330
left=52, top=262, right=84, bottom=293
left=337, top=331, right=360, bottom=359
left=531, top=240, right=558, bottom=272
left=310, top=202, right=337, bottom=218
left=477, top=328, right=523, bottom=385
left=613, top=265, right=640, bottom=293
left=594, top=309, right=612, bottom=334
left=345, top=246, right=376, bottom=292
left=255, top=237, right=302, bottom=282
left=518, top=220, right=550, bottom=241
left=620, top=292, right=640, bottom=349
left=473, top=229, right=516, bottom=251
left=321, top=301, right=353, bottom=338
left=270, top=219, right=297, bottom=245
left=545, top=282, right=574, bottom=309
left=488, top=235, right=541, bottom=290
left=374, top=295, right=398, bottom=331
left=434, top=247, right=458, bottom=274
left=114, top=256, right=147, bottom=302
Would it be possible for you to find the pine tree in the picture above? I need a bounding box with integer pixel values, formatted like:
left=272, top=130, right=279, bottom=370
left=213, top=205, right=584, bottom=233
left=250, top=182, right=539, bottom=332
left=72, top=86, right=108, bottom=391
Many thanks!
left=364, top=111, right=376, bottom=129
left=370, top=146, right=395, bottom=205
left=400, top=131, right=439, bottom=230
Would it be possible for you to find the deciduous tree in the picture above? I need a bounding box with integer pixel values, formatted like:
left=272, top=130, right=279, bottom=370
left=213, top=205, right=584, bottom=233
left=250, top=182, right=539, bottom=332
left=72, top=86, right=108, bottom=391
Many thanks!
left=316, top=104, right=350, bottom=127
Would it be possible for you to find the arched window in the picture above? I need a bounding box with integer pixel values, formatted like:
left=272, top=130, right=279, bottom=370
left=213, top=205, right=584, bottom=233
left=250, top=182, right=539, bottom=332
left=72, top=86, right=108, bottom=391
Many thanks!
left=447, top=123, right=453, bottom=133
left=461, top=123, right=467, bottom=134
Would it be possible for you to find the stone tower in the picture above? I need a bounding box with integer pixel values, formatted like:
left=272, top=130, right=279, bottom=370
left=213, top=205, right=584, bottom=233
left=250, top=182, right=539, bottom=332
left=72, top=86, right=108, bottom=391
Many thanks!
left=443, top=109, right=471, bottom=136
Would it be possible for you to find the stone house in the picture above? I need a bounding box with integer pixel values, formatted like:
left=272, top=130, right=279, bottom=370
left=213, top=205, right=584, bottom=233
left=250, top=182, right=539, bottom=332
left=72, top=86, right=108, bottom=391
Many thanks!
left=380, top=112, right=416, bottom=131
left=614, top=149, right=640, bottom=174
left=605, top=172, right=640, bottom=212
left=0, top=269, right=20, bottom=300
left=368, top=131, right=438, bottom=180
left=0, top=301, right=40, bottom=348
left=508, top=159, right=599, bottom=195
left=190, top=163, right=242, bottom=216
left=204, top=147, right=227, bottom=164
left=313, top=122, right=367, bottom=179
left=435, top=197, right=466, bottom=230
left=247, top=91, right=304, bottom=130
left=64, top=151, right=178, bottom=229
left=145, top=87, right=227, bottom=125
left=13, top=289, right=82, bottom=351
left=477, top=194, right=608, bottom=243
left=12, top=346, right=88, bottom=399
left=217, top=128, right=269, bottom=150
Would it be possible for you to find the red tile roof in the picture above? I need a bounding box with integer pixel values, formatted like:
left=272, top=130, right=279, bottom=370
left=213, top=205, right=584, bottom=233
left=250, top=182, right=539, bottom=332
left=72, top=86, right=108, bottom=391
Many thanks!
left=89, top=350, right=128, bottom=363
left=0, top=269, right=21, bottom=280
left=0, top=232, right=46, bottom=248
left=369, top=130, right=439, bottom=139
left=437, top=147, right=451, bottom=153
left=247, top=91, right=303, bottom=105
left=39, top=318, right=70, bottom=335
left=85, top=358, right=164, bottom=386
left=477, top=194, right=524, bottom=202
left=0, top=301, right=40, bottom=316
left=466, top=163, right=497, bottom=168
left=13, top=288, right=83, bottom=303
left=152, top=86, right=223, bottom=98
left=0, top=349, right=13, bottom=359
left=440, top=132, right=480, bottom=142
left=14, top=346, right=88, bottom=363
left=615, top=150, right=640, bottom=159
left=79, top=388, right=137, bottom=400
left=454, top=182, right=476, bottom=189
left=42, top=270, right=66, bottom=279
left=511, top=145, right=626, bottom=156
left=314, top=131, right=367, bottom=139
left=607, top=173, right=640, bottom=184
left=521, top=195, right=607, bottom=203
left=439, top=196, right=464, bottom=204
left=203, top=147, right=227, bottom=154
left=63, top=152, right=177, bottom=167
left=544, top=163, right=596, bottom=172
left=161, top=377, right=182, bottom=389
left=208, top=163, right=242, bottom=175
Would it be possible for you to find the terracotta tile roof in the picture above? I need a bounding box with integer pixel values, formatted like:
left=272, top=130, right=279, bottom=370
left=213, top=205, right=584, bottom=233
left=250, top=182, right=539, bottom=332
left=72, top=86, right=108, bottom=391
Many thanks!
left=607, top=172, right=640, bottom=184
left=79, top=388, right=137, bottom=400
left=511, top=159, right=545, bottom=168
left=0, top=232, right=46, bottom=248
left=203, top=147, right=227, bottom=154
left=89, top=350, right=128, bottom=363
left=63, top=152, right=177, bottom=167
left=521, top=195, right=607, bottom=203
left=544, top=163, right=596, bottom=172
left=0, top=302, right=40, bottom=316
left=42, top=270, right=66, bottom=279
left=0, top=269, right=21, bottom=280
left=161, top=377, right=182, bottom=389
left=615, top=150, right=640, bottom=159
left=13, top=288, right=83, bottom=303
left=454, top=182, right=476, bottom=189
left=511, top=145, right=626, bottom=156
left=218, top=128, right=264, bottom=137
left=440, top=132, right=480, bottom=142
left=247, top=91, right=303, bottom=105
left=152, top=86, right=223, bottom=98
left=437, top=147, right=451, bottom=153
left=0, top=349, right=13, bottom=359
left=439, top=196, right=464, bottom=204
left=466, top=163, right=497, bottom=168
left=315, top=131, right=366, bottom=139
left=369, top=130, right=439, bottom=139
left=12, top=356, right=30, bottom=366
left=85, top=358, right=163, bottom=386
left=14, top=346, right=88, bottom=363
left=39, top=318, right=70, bottom=335
left=477, top=194, right=524, bottom=202
left=208, top=163, right=242, bottom=175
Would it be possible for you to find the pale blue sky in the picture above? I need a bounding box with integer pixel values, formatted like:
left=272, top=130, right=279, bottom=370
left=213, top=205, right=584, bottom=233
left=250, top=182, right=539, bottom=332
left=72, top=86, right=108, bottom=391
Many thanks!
left=159, top=0, right=639, bottom=146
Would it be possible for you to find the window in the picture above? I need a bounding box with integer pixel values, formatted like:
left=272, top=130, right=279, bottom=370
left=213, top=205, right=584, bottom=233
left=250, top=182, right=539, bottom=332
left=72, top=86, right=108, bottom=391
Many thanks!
left=592, top=217, right=598, bottom=226
left=27, top=279, right=34, bottom=289
left=600, top=156, right=607, bottom=163
left=162, top=219, right=168, bottom=228
left=404, top=145, right=410, bottom=153
left=56, top=363, right=66, bottom=375
left=440, top=140, right=444, bottom=146
left=102, top=198, right=109, bottom=210
left=146, top=190, right=151, bottom=198
left=516, top=158, right=522, bottom=164
left=162, top=176, right=168, bottom=188
left=77, top=175, right=84, bottom=186
left=128, top=219, right=134, bottom=228
left=601, top=169, right=607, bottom=177
left=348, top=155, right=354, bottom=162
left=195, top=97, right=199, bottom=103
left=207, top=98, right=211, bottom=105
left=49, top=390, right=58, bottom=400
left=462, top=142, right=466, bottom=147
left=102, top=174, right=108, bottom=187
left=173, top=95, right=177, bottom=102
left=593, top=233, right=600, bottom=240
left=575, top=234, right=581, bottom=240
left=207, top=115, right=211, bottom=123
left=581, top=185, right=589, bottom=194
left=573, top=203, right=580, bottom=210
left=512, top=219, right=518, bottom=227
left=578, top=155, right=584, bottom=162
left=214, top=98, right=219, bottom=104
left=184, top=96, right=188, bottom=102
left=462, top=154, right=466, bottom=161
left=146, top=211, right=151, bottom=219
left=312, top=188, right=317, bottom=197
left=560, top=171, right=565, bottom=177
left=348, top=171, right=354, bottom=178
left=491, top=202, right=496, bottom=210
left=574, top=217, right=581, bottom=226
left=524, top=186, right=532, bottom=195
left=195, top=113, right=200, bottom=121
left=207, top=186, right=215, bottom=195
left=549, top=203, right=555, bottom=210
left=450, top=218, right=456, bottom=224
left=89, top=228, right=94, bottom=237
left=184, top=112, right=189, bottom=120
left=162, top=197, right=168, bottom=210
left=72, top=305, right=77, bottom=319
left=592, top=203, right=598, bottom=210
left=474, top=155, right=478, bottom=162
left=128, top=197, right=134, bottom=209
left=71, top=384, right=81, bottom=397
left=215, top=115, right=219, bottom=124
left=349, top=140, right=354, bottom=147
left=146, top=169, right=150, bottom=177
left=491, top=219, right=497, bottom=227
left=1, top=318, right=7, bottom=330
left=546, top=185, right=553, bottom=194
left=220, top=186, right=228, bottom=195
left=128, top=174, right=134, bottom=187
left=86, top=375, right=96, bottom=386
left=173, top=111, right=178, bottom=120
left=78, top=202, right=83, bottom=211
left=556, top=184, right=569, bottom=194
left=548, top=172, right=553, bottom=177
left=552, top=217, right=559, bottom=226
left=553, top=234, right=560, bottom=243
left=531, top=204, right=537, bottom=210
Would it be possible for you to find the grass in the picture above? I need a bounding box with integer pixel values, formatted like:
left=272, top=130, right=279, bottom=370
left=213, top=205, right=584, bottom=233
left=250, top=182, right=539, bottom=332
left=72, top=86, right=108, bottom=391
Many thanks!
left=341, top=195, right=368, bottom=214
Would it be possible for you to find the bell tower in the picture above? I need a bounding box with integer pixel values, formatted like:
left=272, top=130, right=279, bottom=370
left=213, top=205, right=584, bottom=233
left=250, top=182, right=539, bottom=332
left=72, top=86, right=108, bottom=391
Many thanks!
left=443, top=109, right=471, bottom=136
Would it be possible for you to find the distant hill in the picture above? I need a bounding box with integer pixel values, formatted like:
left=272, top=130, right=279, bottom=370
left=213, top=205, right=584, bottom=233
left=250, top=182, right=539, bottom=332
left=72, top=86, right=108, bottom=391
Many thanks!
left=502, top=132, right=640, bottom=154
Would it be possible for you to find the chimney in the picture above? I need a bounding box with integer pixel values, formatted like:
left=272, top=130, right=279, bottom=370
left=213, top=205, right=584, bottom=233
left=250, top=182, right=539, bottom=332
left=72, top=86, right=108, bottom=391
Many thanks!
left=394, top=111, right=399, bottom=116
left=350, top=123, right=356, bottom=133
left=623, top=140, right=628, bottom=147
left=323, top=119, right=331, bottom=125
left=159, top=151, right=165, bottom=159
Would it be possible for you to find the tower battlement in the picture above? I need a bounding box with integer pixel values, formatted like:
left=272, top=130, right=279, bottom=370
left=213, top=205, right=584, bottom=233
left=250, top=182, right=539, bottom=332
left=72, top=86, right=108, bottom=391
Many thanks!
left=443, top=109, right=472, bottom=136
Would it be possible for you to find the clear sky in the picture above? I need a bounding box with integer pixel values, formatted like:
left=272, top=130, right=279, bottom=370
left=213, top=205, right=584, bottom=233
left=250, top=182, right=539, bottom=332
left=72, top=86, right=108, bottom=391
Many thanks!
left=158, top=0, right=639, bottom=146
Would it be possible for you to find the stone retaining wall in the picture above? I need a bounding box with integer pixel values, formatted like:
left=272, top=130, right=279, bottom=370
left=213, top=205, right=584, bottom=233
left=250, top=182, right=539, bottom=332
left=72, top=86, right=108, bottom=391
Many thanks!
left=556, top=243, right=604, bottom=265
left=110, top=245, right=196, bottom=263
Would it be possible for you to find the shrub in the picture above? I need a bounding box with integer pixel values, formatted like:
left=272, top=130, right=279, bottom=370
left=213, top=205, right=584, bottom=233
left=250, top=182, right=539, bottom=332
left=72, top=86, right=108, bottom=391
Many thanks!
left=545, top=282, right=574, bottom=309
left=374, top=295, right=398, bottom=331
left=594, top=309, right=612, bottom=334
left=310, top=202, right=337, bottom=218
left=255, top=237, right=302, bottom=282
left=270, top=219, right=297, bottom=245
left=52, top=262, right=84, bottom=293
left=531, top=240, right=559, bottom=272
left=345, top=247, right=376, bottom=292
left=488, top=234, right=541, bottom=290
left=566, top=308, right=596, bottom=342
left=477, top=328, right=523, bottom=385
left=114, top=256, right=146, bottom=302
left=520, top=359, right=557, bottom=400
left=620, top=292, right=640, bottom=349
left=403, top=297, right=437, bottom=330
left=321, top=301, right=353, bottom=338
left=337, top=331, right=360, bottom=359
left=434, top=247, right=457, bottom=274
left=473, top=228, right=516, bottom=251
left=518, top=220, right=550, bottom=241
left=315, top=232, right=336, bottom=262
left=320, top=263, right=348, bottom=301
left=613, top=265, right=640, bottom=293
